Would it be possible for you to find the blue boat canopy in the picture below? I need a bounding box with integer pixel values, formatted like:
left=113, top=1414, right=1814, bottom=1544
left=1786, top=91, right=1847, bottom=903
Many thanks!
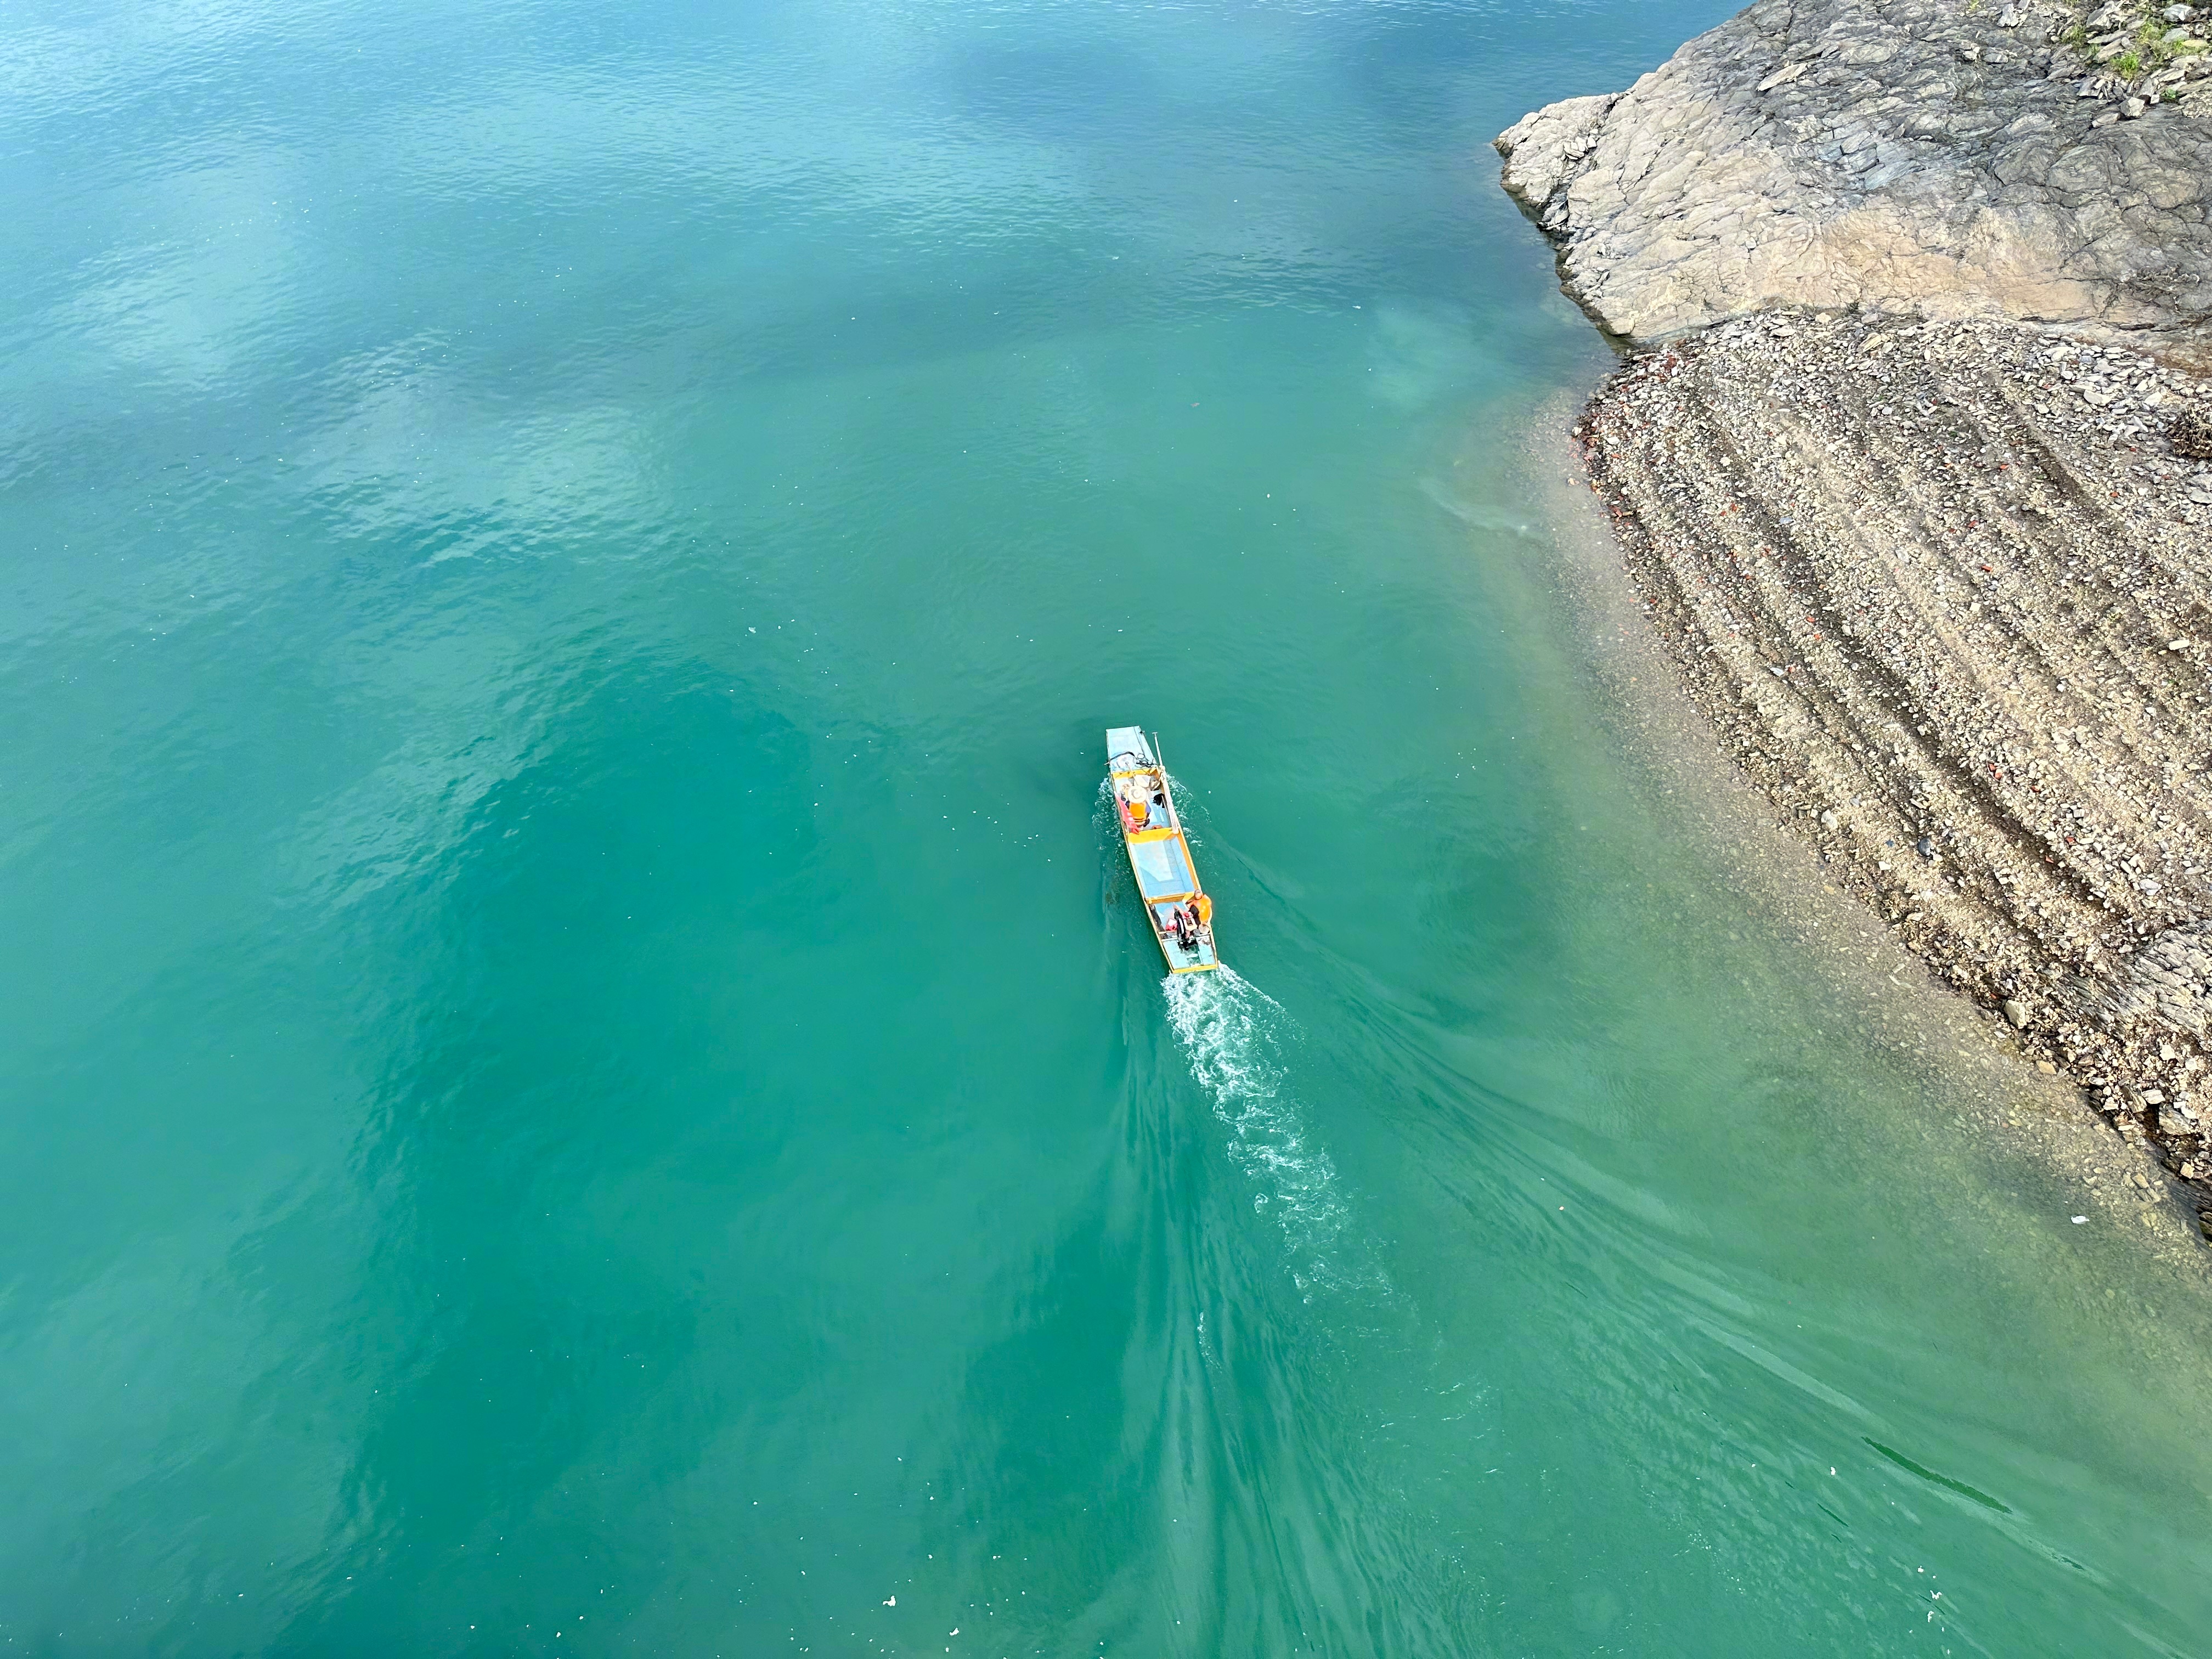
left=1129, top=833, right=1195, bottom=900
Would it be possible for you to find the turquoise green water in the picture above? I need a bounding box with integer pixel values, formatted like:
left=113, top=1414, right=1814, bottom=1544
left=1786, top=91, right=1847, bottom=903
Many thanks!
left=6, top=0, right=2212, bottom=1652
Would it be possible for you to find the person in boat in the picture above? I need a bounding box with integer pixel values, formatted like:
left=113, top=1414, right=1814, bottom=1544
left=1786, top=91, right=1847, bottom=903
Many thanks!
left=1193, top=893, right=1212, bottom=935
left=1174, top=905, right=1198, bottom=951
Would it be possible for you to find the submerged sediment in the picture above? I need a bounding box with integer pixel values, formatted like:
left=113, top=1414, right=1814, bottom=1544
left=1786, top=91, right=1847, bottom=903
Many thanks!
left=1578, top=308, right=2212, bottom=1234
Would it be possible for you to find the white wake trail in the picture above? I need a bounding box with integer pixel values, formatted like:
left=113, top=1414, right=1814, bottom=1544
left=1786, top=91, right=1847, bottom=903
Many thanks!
left=1162, top=967, right=1379, bottom=1299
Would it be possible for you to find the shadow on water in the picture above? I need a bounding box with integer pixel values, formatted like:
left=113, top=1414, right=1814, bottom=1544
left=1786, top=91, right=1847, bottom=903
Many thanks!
left=946, top=35, right=1166, bottom=137
left=248, top=660, right=825, bottom=1649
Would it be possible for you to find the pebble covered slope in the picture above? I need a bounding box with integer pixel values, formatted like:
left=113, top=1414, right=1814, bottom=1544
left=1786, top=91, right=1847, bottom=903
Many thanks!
left=1496, top=0, right=2212, bottom=362
left=1582, top=308, right=2212, bottom=1233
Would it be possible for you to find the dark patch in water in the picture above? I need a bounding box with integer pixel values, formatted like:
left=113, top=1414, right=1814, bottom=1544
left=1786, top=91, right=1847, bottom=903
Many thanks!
left=944, top=36, right=1159, bottom=136
left=1864, top=1439, right=2012, bottom=1513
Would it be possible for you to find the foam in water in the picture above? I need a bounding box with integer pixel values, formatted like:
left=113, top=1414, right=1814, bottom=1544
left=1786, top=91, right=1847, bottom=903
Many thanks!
left=1103, top=776, right=1380, bottom=1296
left=1162, top=967, right=1380, bottom=1299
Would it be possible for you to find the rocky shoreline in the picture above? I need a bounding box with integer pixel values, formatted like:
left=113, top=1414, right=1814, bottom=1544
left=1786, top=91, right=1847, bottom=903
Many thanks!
left=1576, top=311, right=2212, bottom=1235
left=1496, top=0, right=2212, bottom=1239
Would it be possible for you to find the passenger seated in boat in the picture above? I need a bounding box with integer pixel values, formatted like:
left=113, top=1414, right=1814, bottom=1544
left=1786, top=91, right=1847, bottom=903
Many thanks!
left=1124, top=795, right=1150, bottom=830
left=1174, top=905, right=1198, bottom=951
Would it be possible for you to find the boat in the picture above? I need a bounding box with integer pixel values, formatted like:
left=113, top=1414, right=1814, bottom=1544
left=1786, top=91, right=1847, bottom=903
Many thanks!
left=1105, top=727, right=1220, bottom=974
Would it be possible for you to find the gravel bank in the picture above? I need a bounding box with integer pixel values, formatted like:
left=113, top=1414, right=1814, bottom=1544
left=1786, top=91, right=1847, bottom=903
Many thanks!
left=1579, top=309, right=2212, bottom=1238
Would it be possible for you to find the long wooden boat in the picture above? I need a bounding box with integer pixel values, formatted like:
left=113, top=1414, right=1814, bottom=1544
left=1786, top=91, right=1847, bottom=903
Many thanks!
left=1105, top=726, right=1220, bottom=974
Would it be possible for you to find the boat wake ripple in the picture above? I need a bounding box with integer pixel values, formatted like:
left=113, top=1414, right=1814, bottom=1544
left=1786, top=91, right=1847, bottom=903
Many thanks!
left=1162, top=967, right=1381, bottom=1300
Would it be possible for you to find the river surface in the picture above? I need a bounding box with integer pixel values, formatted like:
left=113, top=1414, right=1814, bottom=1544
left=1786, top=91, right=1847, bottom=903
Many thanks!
left=7, top=0, right=2212, bottom=1652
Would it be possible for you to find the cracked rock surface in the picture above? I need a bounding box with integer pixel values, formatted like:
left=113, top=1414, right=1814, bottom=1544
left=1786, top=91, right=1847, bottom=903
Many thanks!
left=1581, top=308, right=2212, bottom=1234
left=1496, top=0, right=2212, bottom=362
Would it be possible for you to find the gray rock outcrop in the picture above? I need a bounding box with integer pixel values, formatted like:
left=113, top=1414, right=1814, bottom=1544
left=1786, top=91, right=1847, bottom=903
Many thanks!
left=1496, top=0, right=2212, bottom=363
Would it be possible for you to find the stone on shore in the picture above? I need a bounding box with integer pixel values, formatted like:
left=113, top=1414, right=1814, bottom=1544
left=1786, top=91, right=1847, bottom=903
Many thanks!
left=1494, top=0, right=2212, bottom=364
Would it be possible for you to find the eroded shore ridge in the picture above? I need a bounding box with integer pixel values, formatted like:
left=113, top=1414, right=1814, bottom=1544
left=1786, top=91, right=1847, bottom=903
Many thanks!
left=1581, top=313, right=2212, bottom=1231
left=1497, top=0, right=2212, bottom=1235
